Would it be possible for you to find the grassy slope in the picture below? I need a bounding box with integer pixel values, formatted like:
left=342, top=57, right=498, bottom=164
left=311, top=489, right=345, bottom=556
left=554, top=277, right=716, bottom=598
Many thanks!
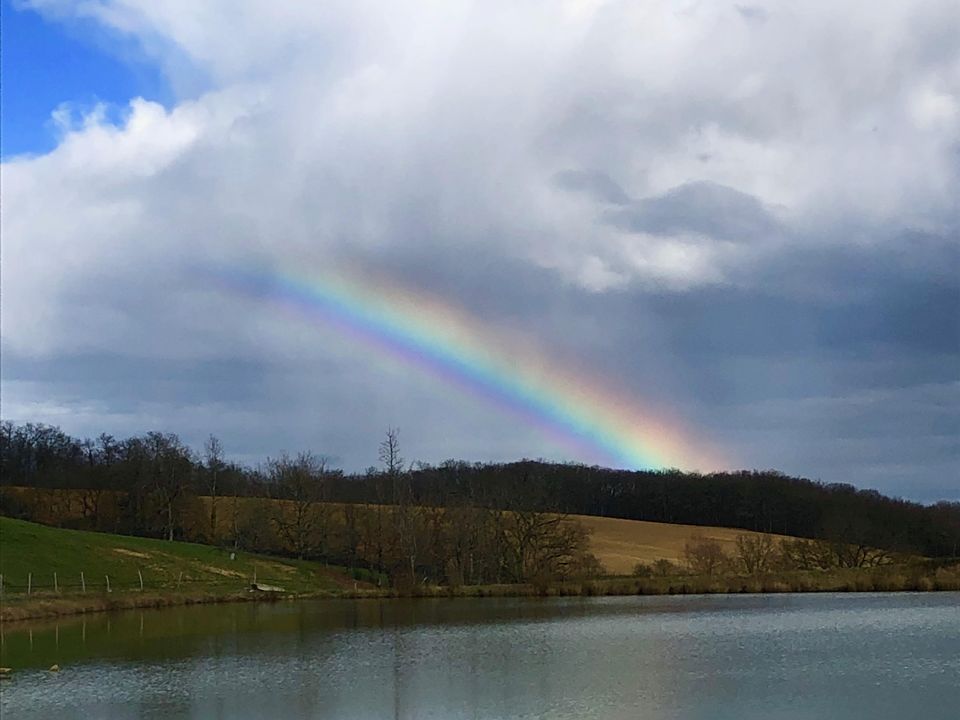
left=574, top=514, right=794, bottom=575
left=0, top=516, right=353, bottom=595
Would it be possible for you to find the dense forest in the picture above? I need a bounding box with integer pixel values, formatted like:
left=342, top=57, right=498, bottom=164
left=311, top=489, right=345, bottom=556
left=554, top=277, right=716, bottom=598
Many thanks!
left=2, top=422, right=958, bottom=583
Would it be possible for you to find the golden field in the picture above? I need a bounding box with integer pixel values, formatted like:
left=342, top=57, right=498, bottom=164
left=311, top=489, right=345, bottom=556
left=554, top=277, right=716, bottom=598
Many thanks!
left=573, top=514, right=792, bottom=574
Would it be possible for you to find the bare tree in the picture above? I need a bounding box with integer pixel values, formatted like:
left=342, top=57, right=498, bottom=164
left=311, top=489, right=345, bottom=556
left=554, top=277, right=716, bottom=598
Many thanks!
left=230, top=492, right=242, bottom=551
left=683, top=533, right=728, bottom=575
left=145, top=432, right=194, bottom=541
left=380, top=428, right=417, bottom=582
left=779, top=538, right=835, bottom=570
left=734, top=533, right=778, bottom=574
left=204, top=435, right=225, bottom=542
left=779, top=537, right=891, bottom=570
left=378, top=427, right=404, bottom=481
left=270, top=452, right=332, bottom=559
left=822, top=537, right=892, bottom=568
left=502, top=510, right=594, bottom=582
left=367, top=465, right=387, bottom=580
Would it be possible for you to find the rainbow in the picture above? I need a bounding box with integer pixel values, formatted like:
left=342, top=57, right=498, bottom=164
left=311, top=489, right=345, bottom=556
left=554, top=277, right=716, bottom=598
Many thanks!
left=208, top=263, right=724, bottom=471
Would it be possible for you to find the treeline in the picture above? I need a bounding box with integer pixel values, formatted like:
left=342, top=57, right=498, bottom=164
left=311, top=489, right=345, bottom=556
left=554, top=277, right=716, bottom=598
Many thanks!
left=2, top=421, right=959, bottom=563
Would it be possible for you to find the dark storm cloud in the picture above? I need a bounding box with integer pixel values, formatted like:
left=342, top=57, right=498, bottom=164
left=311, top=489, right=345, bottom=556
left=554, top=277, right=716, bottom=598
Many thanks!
left=1, top=351, right=268, bottom=410
left=603, top=181, right=784, bottom=244
left=554, top=173, right=784, bottom=244
left=735, top=5, right=769, bottom=23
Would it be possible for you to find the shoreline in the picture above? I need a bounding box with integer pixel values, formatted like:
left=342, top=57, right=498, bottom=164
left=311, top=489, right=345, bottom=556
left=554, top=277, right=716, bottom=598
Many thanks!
left=4, top=567, right=959, bottom=623
left=0, top=588, right=388, bottom=624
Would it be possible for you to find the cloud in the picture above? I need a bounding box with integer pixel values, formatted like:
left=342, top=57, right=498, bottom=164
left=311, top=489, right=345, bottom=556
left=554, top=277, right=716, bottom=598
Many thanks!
left=603, top=181, right=783, bottom=244
left=735, top=5, right=769, bottom=23
left=553, top=170, right=631, bottom=205
left=2, top=1, right=958, bottom=497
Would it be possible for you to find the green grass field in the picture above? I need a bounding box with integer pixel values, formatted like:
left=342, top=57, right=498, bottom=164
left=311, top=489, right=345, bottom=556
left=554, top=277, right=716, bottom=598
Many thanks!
left=0, top=517, right=353, bottom=596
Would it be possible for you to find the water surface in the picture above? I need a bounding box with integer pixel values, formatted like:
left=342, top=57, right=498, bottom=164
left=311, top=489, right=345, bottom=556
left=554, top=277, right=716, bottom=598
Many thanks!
left=2, top=592, right=958, bottom=719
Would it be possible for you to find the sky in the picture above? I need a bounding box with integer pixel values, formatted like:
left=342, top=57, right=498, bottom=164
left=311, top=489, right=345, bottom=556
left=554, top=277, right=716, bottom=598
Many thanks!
left=1, top=0, right=958, bottom=501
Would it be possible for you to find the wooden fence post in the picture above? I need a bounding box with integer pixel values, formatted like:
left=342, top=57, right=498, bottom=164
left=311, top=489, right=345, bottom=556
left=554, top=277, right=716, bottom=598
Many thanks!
left=28, top=572, right=32, bottom=596
left=138, top=569, right=144, bottom=591
left=81, top=571, right=86, bottom=593
left=54, top=572, right=58, bottom=593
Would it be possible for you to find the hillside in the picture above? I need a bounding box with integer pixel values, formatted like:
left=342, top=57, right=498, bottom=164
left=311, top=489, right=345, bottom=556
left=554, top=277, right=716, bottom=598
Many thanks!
left=574, top=514, right=793, bottom=575
left=0, top=516, right=359, bottom=596
left=0, top=491, right=835, bottom=579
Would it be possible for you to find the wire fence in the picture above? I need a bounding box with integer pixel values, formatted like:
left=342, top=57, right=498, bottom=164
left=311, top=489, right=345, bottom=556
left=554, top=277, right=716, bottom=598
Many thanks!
left=0, top=571, right=294, bottom=597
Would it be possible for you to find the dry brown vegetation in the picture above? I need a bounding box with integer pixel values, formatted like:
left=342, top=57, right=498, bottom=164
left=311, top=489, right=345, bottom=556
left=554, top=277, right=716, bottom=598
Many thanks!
left=571, top=515, right=797, bottom=575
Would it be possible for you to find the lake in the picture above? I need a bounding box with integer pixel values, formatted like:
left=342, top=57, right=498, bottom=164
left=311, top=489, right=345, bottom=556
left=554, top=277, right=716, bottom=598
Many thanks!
left=1, top=593, right=958, bottom=719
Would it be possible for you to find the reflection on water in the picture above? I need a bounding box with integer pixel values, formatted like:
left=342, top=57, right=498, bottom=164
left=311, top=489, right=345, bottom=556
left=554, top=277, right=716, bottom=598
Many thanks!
left=2, top=593, right=958, bottom=719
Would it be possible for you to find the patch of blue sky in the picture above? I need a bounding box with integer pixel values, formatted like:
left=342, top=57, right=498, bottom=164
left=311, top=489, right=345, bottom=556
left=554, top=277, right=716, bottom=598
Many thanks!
left=1, top=0, right=170, bottom=159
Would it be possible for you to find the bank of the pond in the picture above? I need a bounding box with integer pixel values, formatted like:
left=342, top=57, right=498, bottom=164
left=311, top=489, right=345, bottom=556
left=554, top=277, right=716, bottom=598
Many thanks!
left=5, top=560, right=959, bottom=622
left=1, top=589, right=250, bottom=622
left=0, top=587, right=390, bottom=623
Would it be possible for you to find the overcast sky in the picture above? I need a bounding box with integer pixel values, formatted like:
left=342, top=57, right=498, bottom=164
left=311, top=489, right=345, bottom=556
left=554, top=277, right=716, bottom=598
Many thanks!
left=2, top=0, right=958, bottom=501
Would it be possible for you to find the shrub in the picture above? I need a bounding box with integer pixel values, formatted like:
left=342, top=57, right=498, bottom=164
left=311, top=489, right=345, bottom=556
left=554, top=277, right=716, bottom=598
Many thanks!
left=652, top=558, right=678, bottom=577
left=683, top=533, right=728, bottom=575
left=567, top=552, right=605, bottom=580
left=0, top=488, right=32, bottom=520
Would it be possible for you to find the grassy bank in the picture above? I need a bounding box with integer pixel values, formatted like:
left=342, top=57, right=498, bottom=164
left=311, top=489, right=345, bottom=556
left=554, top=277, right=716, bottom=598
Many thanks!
left=396, top=560, right=960, bottom=599
left=8, top=566, right=958, bottom=623
left=554, top=563, right=960, bottom=597
left=0, top=517, right=377, bottom=621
